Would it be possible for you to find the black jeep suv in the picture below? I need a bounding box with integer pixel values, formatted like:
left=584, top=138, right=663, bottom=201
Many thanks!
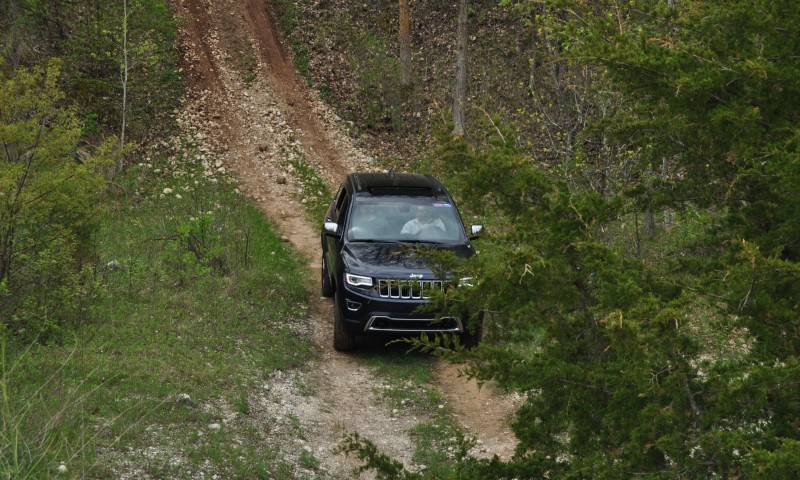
left=321, top=172, right=483, bottom=351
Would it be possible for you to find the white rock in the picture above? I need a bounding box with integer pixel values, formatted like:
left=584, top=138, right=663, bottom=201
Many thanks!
left=163, top=187, right=173, bottom=194
left=209, top=423, right=221, bottom=432
left=104, top=260, right=122, bottom=271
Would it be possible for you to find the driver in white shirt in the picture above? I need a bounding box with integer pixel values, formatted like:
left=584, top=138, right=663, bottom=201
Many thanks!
left=401, top=205, right=445, bottom=235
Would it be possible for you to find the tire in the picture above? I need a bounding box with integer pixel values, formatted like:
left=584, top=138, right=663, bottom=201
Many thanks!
left=333, top=293, right=356, bottom=351
left=321, top=258, right=334, bottom=298
left=458, top=315, right=483, bottom=348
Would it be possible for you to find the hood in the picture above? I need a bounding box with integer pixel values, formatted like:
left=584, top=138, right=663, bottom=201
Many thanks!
left=342, top=242, right=474, bottom=279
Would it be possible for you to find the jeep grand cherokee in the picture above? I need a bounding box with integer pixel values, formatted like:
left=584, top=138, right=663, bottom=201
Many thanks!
left=321, top=172, right=482, bottom=351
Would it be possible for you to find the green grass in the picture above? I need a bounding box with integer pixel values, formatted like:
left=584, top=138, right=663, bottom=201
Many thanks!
left=284, top=154, right=333, bottom=223
left=355, top=345, right=477, bottom=476
left=273, top=0, right=312, bottom=82
left=357, top=347, right=441, bottom=411
left=1, top=143, right=315, bottom=478
left=409, top=422, right=475, bottom=477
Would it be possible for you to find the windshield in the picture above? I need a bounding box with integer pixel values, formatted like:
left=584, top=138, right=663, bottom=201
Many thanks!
left=346, top=197, right=466, bottom=243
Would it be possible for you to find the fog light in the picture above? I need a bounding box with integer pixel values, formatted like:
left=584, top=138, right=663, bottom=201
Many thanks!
left=345, top=299, right=362, bottom=312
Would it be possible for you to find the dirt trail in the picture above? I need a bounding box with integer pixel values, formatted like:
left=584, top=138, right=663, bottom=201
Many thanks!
left=172, top=0, right=518, bottom=475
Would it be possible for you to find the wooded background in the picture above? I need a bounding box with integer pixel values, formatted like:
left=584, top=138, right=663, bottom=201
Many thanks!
left=2, top=0, right=799, bottom=477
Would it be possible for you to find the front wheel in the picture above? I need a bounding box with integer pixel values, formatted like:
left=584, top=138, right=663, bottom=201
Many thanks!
left=458, top=316, right=483, bottom=348
left=333, top=294, right=356, bottom=351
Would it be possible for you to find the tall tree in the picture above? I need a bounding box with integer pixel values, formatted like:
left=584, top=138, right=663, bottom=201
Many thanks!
left=398, top=0, right=411, bottom=88
left=119, top=0, right=130, bottom=171
left=459, top=1, right=800, bottom=477
left=451, top=0, right=467, bottom=138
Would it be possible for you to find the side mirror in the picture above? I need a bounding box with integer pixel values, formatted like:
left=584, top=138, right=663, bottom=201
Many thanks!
left=323, top=221, right=341, bottom=236
left=469, top=225, right=483, bottom=239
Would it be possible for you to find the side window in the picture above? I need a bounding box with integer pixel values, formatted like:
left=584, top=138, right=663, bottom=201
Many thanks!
left=332, top=187, right=347, bottom=221
left=335, top=190, right=350, bottom=224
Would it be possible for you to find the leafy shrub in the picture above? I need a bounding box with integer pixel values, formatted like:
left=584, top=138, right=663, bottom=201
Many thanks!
left=0, top=59, right=115, bottom=341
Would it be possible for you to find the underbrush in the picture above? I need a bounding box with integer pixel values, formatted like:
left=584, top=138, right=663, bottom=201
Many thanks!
left=1, top=141, right=314, bottom=478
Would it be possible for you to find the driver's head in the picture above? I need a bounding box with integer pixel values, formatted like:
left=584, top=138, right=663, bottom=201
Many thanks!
left=415, top=205, right=431, bottom=221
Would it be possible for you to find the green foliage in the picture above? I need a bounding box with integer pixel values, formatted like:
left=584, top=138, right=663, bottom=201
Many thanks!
left=402, top=4, right=796, bottom=478
left=375, top=120, right=795, bottom=478
left=0, top=146, right=314, bottom=477
left=0, top=59, right=114, bottom=341
left=7, top=0, right=182, bottom=144
left=338, top=432, right=422, bottom=480
left=159, top=213, right=224, bottom=282
left=553, top=0, right=800, bottom=254
left=284, top=154, right=333, bottom=222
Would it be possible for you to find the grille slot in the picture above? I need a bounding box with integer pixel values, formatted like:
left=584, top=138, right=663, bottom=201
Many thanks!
left=377, top=279, right=443, bottom=299
left=365, top=316, right=462, bottom=333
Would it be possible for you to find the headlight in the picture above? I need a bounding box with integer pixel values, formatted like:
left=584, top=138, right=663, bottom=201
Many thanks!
left=459, top=277, right=475, bottom=287
left=345, top=273, right=373, bottom=287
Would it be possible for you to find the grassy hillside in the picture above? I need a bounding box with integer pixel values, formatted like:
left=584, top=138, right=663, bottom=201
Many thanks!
left=1, top=4, right=318, bottom=476
left=2, top=137, right=316, bottom=478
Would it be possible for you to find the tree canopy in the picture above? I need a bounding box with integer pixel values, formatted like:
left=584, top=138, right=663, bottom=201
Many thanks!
left=421, top=1, right=800, bottom=478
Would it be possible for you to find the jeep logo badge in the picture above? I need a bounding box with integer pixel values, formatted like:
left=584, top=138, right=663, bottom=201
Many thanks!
left=409, top=273, right=423, bottom=279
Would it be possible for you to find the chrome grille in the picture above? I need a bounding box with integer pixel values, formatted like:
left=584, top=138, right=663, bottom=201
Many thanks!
left=377, top=279, right=443, bottom=299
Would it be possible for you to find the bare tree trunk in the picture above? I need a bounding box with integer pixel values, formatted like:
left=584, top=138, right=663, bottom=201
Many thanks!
left=118, top=0, right=129, bottom=172
left=451, top=0, right=468, bottom=138
left=0, top=223, right=14, bottom=285
left=644, top=166, right=655, bottom=237
left=528, top=11, right=538, bottom=95
left=662, top=157, right=671, bottom=231
left=10, top=0, right=20, bottom=72
left=399, top=0, right=411, bottom=88
left=661, top=0, right=675, bottom=231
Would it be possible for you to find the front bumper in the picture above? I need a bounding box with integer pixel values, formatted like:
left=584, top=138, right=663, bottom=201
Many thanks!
left=338, top=283, right=464, bottom=335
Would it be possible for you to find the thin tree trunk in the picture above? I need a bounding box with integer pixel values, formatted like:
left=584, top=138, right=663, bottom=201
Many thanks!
left=451, top=0, right=468, bottom=138
left=662, top=157, right=671, bottom=231
left=0, top=219, right=15, bottom=285
left=528, top=12, right=538, bottom=95
left=10, top=0, right=20, bottom=72
left=644, top=164, right=656, bottom=237
left=399, top=0, right=411, bottom=88
left=119, top=0, right=129, bottom=172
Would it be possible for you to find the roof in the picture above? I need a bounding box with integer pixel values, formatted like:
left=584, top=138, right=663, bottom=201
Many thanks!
left=347, top=172, right=448, bottom=197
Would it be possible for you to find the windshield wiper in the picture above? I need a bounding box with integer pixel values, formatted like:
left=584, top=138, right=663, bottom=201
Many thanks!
left=350, top=239, right=404, bottom=244
left=400, top=239, right=446, bottom=245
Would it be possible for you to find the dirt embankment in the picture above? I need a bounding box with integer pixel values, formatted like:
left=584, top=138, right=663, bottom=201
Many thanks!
left=172, top=0, right=519, bottom=475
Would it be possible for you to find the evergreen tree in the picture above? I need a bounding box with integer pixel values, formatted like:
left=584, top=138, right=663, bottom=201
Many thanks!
left=425, top=1, right=800, bottom=477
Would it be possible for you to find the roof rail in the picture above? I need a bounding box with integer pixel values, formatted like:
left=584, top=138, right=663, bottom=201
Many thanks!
left=352, top=173, right=364, bottom=192
left=424, top=174, right=445, bottom=194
